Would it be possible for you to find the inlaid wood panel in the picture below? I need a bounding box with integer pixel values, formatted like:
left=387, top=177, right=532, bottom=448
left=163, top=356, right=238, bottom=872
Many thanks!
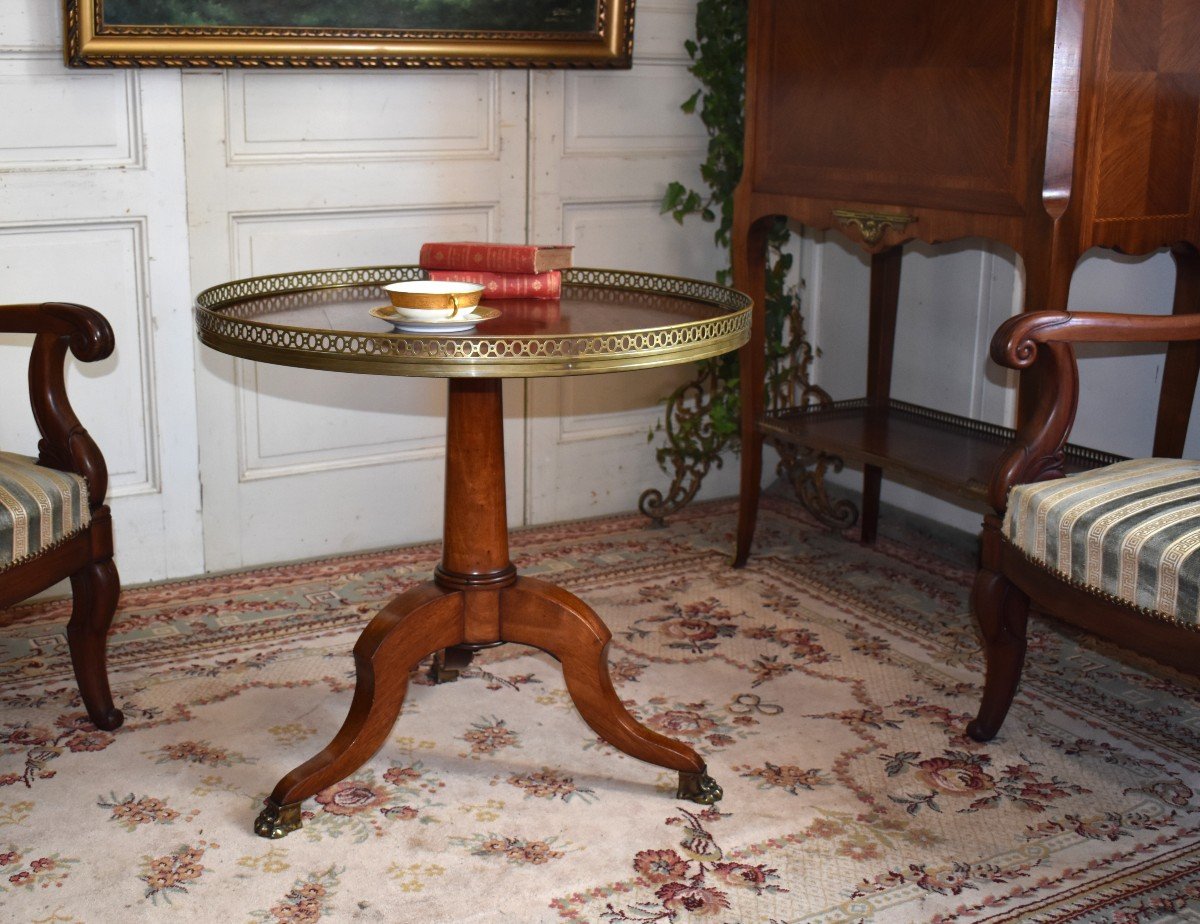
left=750, top=0, right=1038, bottom=217
left=1085, top=0, right=1200, bottom=250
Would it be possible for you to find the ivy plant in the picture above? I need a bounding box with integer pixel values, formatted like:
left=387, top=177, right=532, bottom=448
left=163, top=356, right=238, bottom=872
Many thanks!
left=650, top=0, right=810, bottom=476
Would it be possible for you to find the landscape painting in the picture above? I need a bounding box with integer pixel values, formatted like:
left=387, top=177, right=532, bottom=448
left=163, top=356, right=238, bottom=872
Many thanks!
left=65, top=0, right=635, bottom=68
left=105, top=1, right=597, bottom=32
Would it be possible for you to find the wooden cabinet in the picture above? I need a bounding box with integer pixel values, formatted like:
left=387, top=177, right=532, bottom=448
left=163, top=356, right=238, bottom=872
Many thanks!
left=734, top=0, right=1200, bottom=561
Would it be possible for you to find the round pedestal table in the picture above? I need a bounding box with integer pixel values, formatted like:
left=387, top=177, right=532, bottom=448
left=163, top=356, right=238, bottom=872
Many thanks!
left=194, top=265, right=751, bottom=838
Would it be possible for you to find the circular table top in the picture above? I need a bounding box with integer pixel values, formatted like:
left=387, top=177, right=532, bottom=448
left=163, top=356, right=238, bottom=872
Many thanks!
left=195, top=266, right=751, bottom=377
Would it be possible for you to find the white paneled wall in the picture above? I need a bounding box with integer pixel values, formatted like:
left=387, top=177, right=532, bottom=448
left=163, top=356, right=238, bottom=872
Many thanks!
left=185, top=66, right=530, bottom=570
left=1, top=0, right=1186, bottom=584
left=1, top=8, right=202, bottom=585
left=2, top=54, right=138, bottom=168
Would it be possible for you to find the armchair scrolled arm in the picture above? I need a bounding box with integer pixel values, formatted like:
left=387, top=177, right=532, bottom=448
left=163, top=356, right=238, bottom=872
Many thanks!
left=0, top=302, right=115, bottom=505
left=994, top=309, right=1200, bottom=358
left=970, top=308, right=1200, bottom=742
left=989, top=310, right=1075, bottom=369
left=985, top=310, right=1200, bottom=512
left=0, top=301, right=116, bottom=360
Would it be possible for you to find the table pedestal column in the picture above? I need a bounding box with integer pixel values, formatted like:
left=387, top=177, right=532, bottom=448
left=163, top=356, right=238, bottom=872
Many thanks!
left=255, top=378, right=721, bottom=838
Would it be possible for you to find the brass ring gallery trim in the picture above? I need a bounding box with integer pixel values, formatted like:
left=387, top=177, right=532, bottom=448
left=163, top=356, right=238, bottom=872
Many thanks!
left=195, top=266, right=752, bottom=378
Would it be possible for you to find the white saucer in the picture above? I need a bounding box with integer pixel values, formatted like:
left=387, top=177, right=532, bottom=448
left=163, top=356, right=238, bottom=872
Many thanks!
left=370, top=305, right=500, bottom=333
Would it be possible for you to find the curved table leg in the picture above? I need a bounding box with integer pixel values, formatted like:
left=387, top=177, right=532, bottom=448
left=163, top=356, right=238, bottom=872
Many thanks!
left=255, top=583, right=464, bottom=838
left=499, top=576, right=722, bottom=805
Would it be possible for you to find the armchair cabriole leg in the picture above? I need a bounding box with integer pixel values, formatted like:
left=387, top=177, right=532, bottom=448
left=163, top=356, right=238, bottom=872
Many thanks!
left=967, top=565, right=1029, bottom=743
left=66, top=557, right=123, bottom=731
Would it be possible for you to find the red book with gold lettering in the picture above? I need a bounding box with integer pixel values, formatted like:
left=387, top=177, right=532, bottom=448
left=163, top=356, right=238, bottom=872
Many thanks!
left=426, top=269, right=562, bottom=299
left=419, top=241, right=573, bottom=274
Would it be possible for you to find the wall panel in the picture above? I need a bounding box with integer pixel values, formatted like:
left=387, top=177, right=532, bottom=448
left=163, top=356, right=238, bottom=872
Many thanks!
left=187, top=70, right=528, bottom=569
left=0, top=4, right=203, bottom=583
left=0, top=53, right=139, bottom=169
left=564, top=66, right=706, bottom=156
left=227, top=71, right=500, bottom=162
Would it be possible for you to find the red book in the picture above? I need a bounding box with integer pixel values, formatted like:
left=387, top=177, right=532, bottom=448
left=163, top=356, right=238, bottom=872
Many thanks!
left=426, top=270, right=562, bottom=299
left=419, top=241, right=573, bottom=274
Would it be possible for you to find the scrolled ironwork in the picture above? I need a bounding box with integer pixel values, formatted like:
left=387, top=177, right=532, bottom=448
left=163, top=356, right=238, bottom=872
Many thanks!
left=639, top=363, right=727, bottom=526
left=772, top=441, right=858, bottom=530
left=640, top=290, right=830, bottom=523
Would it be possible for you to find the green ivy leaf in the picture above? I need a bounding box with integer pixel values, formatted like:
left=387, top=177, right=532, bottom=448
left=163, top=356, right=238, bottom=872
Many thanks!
left=660, top=181, right=686, bottom=213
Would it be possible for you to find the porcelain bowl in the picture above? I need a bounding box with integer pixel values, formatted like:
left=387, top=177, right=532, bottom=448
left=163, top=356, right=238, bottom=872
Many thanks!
left=384, top=281, right=485, bottom=319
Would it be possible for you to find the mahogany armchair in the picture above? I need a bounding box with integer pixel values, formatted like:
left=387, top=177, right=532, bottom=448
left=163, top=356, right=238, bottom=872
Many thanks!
left=968, top=308, right=1200, bottom=742
left=0, top=303, right=122, bottom=730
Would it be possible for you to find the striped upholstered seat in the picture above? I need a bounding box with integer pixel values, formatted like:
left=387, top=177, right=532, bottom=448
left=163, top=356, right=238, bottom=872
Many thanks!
left=1004, top=458, right=1200, bottom=626
left=0, top=450, right=91, bottom=570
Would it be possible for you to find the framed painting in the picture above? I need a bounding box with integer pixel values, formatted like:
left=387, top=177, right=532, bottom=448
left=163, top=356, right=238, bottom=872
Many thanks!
left=63, top=0, right=636, bottom=68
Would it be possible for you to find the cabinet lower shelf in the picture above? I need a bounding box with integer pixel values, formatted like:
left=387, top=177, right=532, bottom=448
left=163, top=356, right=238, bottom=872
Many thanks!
left=760, top=398, right=1126, bottom=509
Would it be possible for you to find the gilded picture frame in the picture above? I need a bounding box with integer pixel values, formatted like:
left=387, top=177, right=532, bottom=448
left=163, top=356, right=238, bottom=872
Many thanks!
left=63, top=1, right=635, bottom=69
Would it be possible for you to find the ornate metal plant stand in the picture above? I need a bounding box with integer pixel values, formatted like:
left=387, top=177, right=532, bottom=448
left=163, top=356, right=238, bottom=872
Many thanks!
left=772, top=439, right=858, bottom=530
left=640, top=291, right=850, bottom=528
left=639, top=362, right=731, bottom=527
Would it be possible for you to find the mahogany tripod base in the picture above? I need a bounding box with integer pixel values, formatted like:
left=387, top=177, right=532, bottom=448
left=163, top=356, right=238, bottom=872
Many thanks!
left=254, top=574, right=721, bottom=838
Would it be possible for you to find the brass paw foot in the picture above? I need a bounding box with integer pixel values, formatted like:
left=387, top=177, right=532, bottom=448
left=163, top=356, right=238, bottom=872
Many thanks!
left=254, top=800, right=303, bottom=838
left=677, top=770, right=723, bottom=805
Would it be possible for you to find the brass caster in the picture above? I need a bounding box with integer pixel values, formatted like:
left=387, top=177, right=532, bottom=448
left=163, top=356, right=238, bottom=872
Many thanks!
left=428, top=645, right=484, bottom=684
left=677, top=770, right=723, bottom=805
left=428, top=654, right=461, bottom=684
left=254, top=799, right=303, bottom=839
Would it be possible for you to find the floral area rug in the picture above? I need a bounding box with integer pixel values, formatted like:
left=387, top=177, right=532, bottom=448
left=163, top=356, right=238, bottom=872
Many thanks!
left=1, top=495, right=1199, bottom=923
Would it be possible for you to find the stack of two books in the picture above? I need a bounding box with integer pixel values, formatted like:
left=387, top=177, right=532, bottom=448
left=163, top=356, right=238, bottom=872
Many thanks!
left=419, top=242, right=573, bottom=299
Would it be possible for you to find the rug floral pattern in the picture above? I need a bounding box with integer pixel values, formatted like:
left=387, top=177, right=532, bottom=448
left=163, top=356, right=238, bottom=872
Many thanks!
left=1, top=496, right=1198, bottom=922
